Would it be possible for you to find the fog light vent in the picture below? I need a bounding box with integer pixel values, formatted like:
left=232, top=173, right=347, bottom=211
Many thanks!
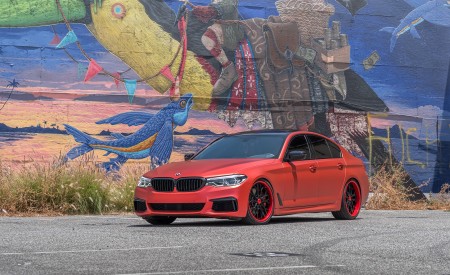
left=211, top=197, right=238, bottom=212
left=134, top=199, right=147, bottom=212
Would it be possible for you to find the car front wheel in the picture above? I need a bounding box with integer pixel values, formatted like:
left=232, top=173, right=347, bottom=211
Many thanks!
left=144, top=216, right=177, bottom=225
left=332, top=180, right=362, bottom=220
left=242, top=180, right=274, bottom=225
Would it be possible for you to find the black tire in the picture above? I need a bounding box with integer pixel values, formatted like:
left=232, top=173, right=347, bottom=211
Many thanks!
left=332, top=180, right=362, bottom=220
left=242, top=180, right=274, bottom=225
left=144, top=216, right=177, bottom=225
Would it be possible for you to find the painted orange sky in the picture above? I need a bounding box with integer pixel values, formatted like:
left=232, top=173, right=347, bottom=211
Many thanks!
left=0, top=133, right=191, bottom=165
left=0, top=87, right=252, bottom=164
left=0, top=87, right=250, bottom=133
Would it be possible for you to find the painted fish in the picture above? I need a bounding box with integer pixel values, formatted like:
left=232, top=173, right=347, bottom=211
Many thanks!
left=64, top=94, right=193, bottom=171
left=380, top=0, right=450, bottom=52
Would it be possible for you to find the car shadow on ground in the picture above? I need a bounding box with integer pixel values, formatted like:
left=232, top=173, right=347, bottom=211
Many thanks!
left=128, top=216, right=335, bottom=228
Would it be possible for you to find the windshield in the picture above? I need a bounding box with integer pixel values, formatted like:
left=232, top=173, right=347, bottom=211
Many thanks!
left=193, top=133, right=288, bottom=160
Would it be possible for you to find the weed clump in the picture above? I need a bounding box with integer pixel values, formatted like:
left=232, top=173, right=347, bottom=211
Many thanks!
left=0, top=155, right=147, bottom=215
left=366, top=164, right=450, bottom=210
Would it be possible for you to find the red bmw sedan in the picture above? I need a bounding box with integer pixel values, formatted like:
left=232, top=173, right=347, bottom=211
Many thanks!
left=134, top=131, right=369, bottom=225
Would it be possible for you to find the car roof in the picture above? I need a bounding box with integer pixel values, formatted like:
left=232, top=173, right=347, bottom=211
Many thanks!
left=226, top=129, right=295, bottom=136
left=225, top=130, right=324, bottom=136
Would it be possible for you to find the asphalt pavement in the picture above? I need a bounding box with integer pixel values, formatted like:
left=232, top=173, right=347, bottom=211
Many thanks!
left=0, top=210, right=449, bottom=275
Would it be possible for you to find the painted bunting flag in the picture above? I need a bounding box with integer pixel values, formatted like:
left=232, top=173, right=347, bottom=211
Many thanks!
left=124, top=79, right=137, bottom=103
left=112, top=72, right=121, bottom=88
left=77, top=63, right=88, bottom=80
left=49, top=33, right=61, bottom=45
left=160, top=65, right=175, bottom=84
left=84, top=59, right=103, bottom=82
left=56, top=30, right=78, bottom=49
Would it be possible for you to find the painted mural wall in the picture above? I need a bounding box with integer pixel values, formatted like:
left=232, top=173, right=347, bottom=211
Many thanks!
left=0, top=0, right=449, bottom=193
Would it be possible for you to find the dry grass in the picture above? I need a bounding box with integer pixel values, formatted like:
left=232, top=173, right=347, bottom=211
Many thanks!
left=426, top=183, right=450, bottom=211
left=0, top=154, right=149, bottom=216
left=366, top=164, right=450, bottom=211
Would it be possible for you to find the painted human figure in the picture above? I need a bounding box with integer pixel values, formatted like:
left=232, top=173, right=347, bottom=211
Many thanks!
left=191, top=0, right=244, bottom=96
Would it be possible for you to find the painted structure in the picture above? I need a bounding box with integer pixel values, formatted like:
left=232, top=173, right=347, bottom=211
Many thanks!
left=0, top=0, right=449, bottom=194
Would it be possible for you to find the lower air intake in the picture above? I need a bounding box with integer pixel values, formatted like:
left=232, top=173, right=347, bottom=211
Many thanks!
left=149, top=203, right=205, bottom=212
left=134, top=199, right=147, bottom=212
left=211, top=197, right=238, bottom=212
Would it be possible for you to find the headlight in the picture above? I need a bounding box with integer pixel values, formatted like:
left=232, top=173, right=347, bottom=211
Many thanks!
left=137, top=176, right=152, bottom=187
left=206, top=175, right=247, bottom=187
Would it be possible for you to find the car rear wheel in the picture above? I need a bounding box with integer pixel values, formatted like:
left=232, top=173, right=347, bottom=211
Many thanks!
left=144, top=216, right=177, bottom=225
left=242, top=180, right=274, bottom=225
left=332, top=180, right=361, bottom=220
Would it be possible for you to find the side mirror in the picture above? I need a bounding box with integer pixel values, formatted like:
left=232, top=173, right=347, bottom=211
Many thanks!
left=286, top=150, right=307, bottom=162
left=184, top=153, right=195, bottom=161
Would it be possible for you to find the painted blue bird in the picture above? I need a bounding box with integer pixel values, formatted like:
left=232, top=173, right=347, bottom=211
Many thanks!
left=64, top=94, right=193, bottom=171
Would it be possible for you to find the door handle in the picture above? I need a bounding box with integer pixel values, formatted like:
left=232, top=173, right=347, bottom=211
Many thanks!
left=309, top=165, right=317, bottom=173
left=337, top=163, right=344, bottom=170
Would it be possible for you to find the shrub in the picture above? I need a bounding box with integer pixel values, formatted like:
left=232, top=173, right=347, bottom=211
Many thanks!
left=0, top=155, right=147, bottom=215
left=366, top=164, right=450, bottom=211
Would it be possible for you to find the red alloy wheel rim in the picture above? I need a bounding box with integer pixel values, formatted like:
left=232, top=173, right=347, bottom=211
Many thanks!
left=248, top=181, right=273, bottom=223
left=345, top=181, right=361, bottom=217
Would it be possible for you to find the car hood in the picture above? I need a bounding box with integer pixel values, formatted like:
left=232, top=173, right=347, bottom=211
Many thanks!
left=144, top=158, right=278, bottom=178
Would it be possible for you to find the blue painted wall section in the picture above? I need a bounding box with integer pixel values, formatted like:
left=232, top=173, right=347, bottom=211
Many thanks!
left=433, top=60, right=450, bottom=192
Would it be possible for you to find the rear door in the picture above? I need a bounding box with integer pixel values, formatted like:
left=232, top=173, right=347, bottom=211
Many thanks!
left=283, top=135, right=319, bottom=208
left=307, top=135, right=346, bottom=204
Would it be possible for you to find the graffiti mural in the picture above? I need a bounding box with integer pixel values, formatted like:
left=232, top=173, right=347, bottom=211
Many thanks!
left=0, top=0, right=449, bottom=194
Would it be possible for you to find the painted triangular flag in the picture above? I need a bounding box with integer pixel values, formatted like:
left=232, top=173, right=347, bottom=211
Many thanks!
left=77, top=63, right=88, bottom=80
left=160, top=65, right=175, bottom=84
left=124, top=79, right=137, bottom=104
left=49, top=33, right=61, bottom=45
left=112, top=72, right=121, bottom=88
left=84, top=59, right=103, bottom=82
left=56, top=30, right=78, bottom=49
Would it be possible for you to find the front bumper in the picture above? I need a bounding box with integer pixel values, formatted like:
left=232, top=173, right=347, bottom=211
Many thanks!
left=134, top=185, right=249, bottom=218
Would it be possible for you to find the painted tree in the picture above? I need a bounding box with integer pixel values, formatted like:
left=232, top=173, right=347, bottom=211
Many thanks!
left=0, top=79, right=20, bottom=112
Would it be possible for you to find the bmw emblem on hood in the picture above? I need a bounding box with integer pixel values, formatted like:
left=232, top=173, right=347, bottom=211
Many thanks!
left=175, top=172, right=181, bottom=176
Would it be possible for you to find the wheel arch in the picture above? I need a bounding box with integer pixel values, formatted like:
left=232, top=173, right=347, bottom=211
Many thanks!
left=254, top=177, right=273, bottom=188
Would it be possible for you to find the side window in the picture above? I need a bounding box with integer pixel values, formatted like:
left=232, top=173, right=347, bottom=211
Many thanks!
left=307, top=135, right=333, bottom=159
left=287, top=135, right=312, bottom=160
left=327, top=140, right=342, bottom=158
